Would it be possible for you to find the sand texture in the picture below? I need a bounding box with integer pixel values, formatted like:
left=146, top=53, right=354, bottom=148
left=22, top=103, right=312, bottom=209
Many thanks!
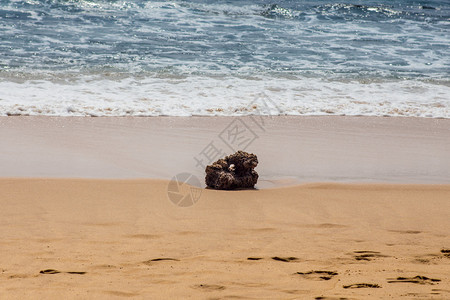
left=1, top=116, right=449, bottom=299
left=1, top=178, right=449, bottom=299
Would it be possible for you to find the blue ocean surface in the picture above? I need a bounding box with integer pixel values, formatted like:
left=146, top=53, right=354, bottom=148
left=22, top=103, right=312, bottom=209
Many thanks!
left=0, top=0, right=449, bottom=117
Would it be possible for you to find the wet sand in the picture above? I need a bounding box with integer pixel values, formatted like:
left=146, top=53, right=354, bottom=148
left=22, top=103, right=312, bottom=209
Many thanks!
left=0, top=116, right=449, bottom=185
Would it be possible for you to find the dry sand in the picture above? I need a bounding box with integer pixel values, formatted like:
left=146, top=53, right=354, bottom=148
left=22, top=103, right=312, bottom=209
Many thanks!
left=0, top=179, right=449, bottom=299
left=0, top=116, right=449, bottom=299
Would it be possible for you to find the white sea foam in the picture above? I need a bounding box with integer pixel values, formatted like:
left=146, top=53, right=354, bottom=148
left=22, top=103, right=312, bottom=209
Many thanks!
left=1, top=0, right=448, bottom=118
left=0, top=75, right=448, bottom=118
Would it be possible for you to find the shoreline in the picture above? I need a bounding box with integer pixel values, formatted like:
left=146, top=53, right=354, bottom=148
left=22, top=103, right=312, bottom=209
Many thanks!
left=2, top=114, right=449, bottom=119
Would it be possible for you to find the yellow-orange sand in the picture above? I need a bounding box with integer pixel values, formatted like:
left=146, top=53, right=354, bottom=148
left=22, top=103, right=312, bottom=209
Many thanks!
left=1, top=178, right=449, bottom=299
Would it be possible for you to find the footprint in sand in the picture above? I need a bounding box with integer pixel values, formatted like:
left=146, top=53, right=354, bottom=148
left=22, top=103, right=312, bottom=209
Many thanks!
left=192, top=284, right=226, bottom=291
left=296, top=271, right=338, bottom=281
left=353, top=250, right=387, bottom=261
left=387, top=275, right=441, bottom=285
left=315, top=297, right=351, bottom=300
left=432, top=288, right=450, bottom=294
left=147, top=258, right=179, bottom=262
left=415, top=248, right=450, bottom=264
left=39, top=269, right=86, bottom=275
left=343, top=283, right=381, bottom=289
left=271, top=256, right=299, bottom=262
left=388, top=229, right=422, bottom=234
left=143, top=258, right=179, bottom=265
left=246, top=256, right=299, bottom=262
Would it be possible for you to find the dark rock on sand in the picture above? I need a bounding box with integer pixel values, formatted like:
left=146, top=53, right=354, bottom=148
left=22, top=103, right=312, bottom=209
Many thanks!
left=205, top=151, right=258, bottom=190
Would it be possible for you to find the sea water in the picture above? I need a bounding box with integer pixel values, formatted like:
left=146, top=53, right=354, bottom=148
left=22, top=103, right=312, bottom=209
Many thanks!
left=0, top=0, right=449, bottom=117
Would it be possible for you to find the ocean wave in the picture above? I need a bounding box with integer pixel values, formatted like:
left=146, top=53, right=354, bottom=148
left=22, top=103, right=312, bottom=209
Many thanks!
left=1, top=0, right=448, bottom=118
left=0, top=75, right=448, bottom=118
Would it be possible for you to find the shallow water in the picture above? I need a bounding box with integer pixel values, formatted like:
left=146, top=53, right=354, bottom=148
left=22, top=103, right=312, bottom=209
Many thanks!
left=0, top=0, right=449, bottom=117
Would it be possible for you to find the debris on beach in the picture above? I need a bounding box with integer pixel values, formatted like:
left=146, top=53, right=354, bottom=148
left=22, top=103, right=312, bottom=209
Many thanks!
left=205, top=151, right=258, bottom=190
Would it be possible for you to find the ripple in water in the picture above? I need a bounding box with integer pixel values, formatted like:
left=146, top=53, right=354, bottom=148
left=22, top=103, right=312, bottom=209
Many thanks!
left=0, top=0, right=449, bottom=117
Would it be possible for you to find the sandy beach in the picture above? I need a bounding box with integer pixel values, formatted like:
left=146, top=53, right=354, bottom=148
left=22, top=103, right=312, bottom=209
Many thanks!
left=2, top=0, right=449, bottom=298
left=1, top=116, right=449, bottom=299
left=1, top=179, right=449, bottom=299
